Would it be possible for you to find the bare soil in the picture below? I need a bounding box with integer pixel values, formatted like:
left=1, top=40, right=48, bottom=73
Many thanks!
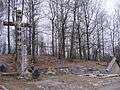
left=0, top=54, right=119, bottom=90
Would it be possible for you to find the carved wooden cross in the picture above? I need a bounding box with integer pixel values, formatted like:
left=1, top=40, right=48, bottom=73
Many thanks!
left=3, top=10, right=31, bottom=73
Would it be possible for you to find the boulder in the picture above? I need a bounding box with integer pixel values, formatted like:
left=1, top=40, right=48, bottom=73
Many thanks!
left=106, top=57, right=120, bottom=74
left=32, top=69, right=40, bottom=79
left=0, top=63, right=7, bottom=72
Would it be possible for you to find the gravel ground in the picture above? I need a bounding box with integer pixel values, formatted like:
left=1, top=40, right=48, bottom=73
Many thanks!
left=0, top=74, right=120, bottom=90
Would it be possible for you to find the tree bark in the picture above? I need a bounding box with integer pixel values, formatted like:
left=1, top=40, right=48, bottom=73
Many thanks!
left=52, top=19, right=55, bottom=56
left=70, top=2, right=77, bottom=59
left=8, top=0, right=11, bottom=54
left=31, top=0, right=36, bottom=62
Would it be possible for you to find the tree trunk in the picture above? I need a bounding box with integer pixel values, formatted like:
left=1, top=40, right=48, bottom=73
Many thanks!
left=51, top=19, right=55, bottom=56
left=61, top=24, right=65, bottom=58
left=70, top=4, right=76, bottom=59
left=8, top=0, right=11, bottom=54
left=77, top=24, right=82, bottom=59
left=28, top=3, right=32, bottom=55
left=97, top=25, right=100, bottom=61
left=86, top=25, right=90, bottom=60
left=31, top=0, right=35, bottom=63
left=102, top=27, right=104, bottom=59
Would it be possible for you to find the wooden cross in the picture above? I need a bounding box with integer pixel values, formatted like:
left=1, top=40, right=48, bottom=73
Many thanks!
left=3, top=10, right=31, bottom=73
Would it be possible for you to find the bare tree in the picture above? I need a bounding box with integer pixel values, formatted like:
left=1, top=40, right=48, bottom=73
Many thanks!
left=48, top=0, right=56, bottom=56
left=81, top=0, right=101, bottom=60
left=7, top=0, right=11, bottom=54
left=70, top=0, right=78, bottom=59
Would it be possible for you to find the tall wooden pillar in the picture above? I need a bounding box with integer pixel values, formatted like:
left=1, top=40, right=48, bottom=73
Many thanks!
left=15, top=10, right=22, bottom=73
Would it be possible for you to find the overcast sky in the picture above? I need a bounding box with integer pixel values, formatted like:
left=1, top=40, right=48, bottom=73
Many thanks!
left=104, top=0, right=119, bottom=15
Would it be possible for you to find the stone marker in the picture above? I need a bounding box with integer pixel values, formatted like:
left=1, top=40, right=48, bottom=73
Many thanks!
left=106, top=57, right=120, bottom=74
left=21, top=45, right=29, bottom=75
left=17, top=45, right=32, bottom=79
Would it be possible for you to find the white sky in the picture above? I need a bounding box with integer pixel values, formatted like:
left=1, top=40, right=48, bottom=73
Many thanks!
left=104, top=0, right=119, bottom=15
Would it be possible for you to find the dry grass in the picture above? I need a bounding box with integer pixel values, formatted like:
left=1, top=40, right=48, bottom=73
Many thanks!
left=0, top=54, right=107, bottom=72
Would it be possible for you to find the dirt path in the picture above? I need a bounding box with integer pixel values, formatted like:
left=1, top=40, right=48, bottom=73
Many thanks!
left=98, top=83, right=120, bottom=90
left=0, top=75, right=120, bottom=90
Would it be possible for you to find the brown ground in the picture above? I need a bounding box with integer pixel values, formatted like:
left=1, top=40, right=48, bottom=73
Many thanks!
left=0, top=74, right=120, bottom=90
left=0, top=54, right=108, bottom=72
left=0, top=54, right=119, bottom=90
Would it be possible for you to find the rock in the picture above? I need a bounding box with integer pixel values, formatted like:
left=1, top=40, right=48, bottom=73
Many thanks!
left=106, top=57, right=120, bottom=74
left=0, top=85, right=8, bottom=90
left=93, top=71, right=100, bottom=75
left=46, top=67, right=56, bottom=75
left=28, top=66, right=34, bottom=73
left=35, top=80, right=84, bottom=90
left=0, top=64, right=7, bottom=72
left=32, top=69, right=40, bottom=79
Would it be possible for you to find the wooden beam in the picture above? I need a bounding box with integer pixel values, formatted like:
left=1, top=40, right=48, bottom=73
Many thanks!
left=3, top=21, right=15, bottom=26
left=3, top=21, right=32, bottom=27
left=1, top=72, right=19, bottom=76
left=22, top=23, right=31, bottom=27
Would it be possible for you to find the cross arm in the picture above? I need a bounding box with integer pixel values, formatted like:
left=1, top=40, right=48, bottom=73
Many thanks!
left=3, top=21, right=32, bottom=28
left=22, top=23, right=32, bottom=27
left=3, top=21, right=15, bottom=26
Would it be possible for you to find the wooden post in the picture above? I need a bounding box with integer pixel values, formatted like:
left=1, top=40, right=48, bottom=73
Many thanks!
left=15, top=10, right=22, bottom=73
left=21, top=45, right=29, bottom=75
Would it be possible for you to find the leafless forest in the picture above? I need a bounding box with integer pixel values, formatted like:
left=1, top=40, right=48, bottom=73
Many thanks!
left=0, top=0, right=119, bottom=61
left=0, top=0, right=120, bottom=90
